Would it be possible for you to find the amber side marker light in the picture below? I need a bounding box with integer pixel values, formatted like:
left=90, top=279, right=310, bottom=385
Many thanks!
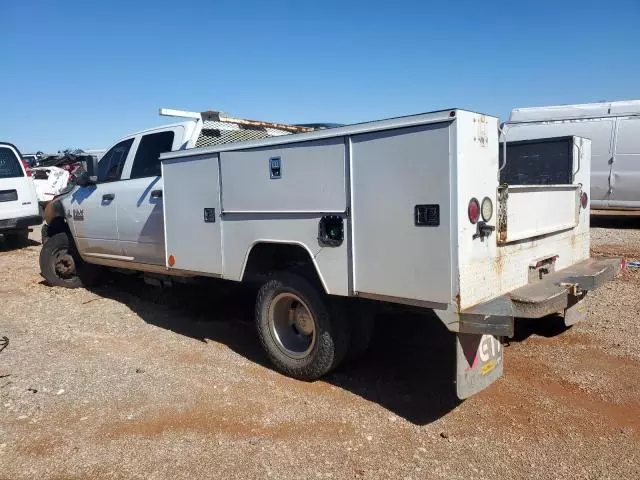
left=168, top=255, right=176, bottom=267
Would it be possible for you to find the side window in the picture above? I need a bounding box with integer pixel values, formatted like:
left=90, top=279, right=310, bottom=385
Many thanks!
left=0, top=147, right=24, bottom=179
left=130, top=131, right=174, bottom=179
left=98, top=138, right=134, bottom=182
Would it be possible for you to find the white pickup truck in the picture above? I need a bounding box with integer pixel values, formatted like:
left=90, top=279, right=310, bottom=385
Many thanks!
left=39, top=108, right=622, bottom=399
left=0, top=142, right=42, bottom=245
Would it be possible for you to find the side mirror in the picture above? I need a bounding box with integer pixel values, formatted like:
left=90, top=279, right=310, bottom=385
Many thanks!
left=76, top=156, right=99, bottom=186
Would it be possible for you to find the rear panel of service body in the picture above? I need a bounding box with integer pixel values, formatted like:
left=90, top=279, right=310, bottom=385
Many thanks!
left=456, top=111, right=591, bottom=310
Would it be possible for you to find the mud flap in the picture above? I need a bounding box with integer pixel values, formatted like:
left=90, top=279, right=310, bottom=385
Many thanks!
left=455, top=333, right=503, bottom=399
left=564, top=297, right=587, bottom=326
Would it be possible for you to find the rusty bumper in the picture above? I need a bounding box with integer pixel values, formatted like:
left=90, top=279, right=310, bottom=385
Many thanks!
left=458, top=257, right=623, bottom=337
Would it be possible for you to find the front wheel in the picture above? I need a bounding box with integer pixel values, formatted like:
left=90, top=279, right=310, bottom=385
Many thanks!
left=39, top=232, right=102, bottom=288
left=255, top=272, right=349, bottom=381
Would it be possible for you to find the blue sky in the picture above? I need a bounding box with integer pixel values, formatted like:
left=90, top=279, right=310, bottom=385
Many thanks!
left=1, top=0, right=638, bottom=152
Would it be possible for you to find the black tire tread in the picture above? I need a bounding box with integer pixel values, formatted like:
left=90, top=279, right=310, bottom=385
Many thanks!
left=255, top=272, right=349, bottom=381
left=39, top=232, right=102, bottom=288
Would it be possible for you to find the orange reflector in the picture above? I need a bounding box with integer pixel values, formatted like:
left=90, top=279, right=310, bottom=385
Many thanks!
left=168, top=255, right=175, bottom=266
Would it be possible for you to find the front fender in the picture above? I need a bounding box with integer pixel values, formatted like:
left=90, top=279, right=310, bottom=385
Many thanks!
left=43, top=197, right=67, bottom=225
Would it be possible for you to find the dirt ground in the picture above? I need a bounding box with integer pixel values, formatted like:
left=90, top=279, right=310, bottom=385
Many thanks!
left=1, top=219, right=639, bottom=480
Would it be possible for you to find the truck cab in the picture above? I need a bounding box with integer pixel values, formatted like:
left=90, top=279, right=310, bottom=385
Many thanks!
left=40, top=109, right=309, bottom=279
left=68, top=121, right=195, bottom=268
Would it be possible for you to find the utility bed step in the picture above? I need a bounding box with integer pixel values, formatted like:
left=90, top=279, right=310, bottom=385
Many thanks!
left=460, top=257, right=622, bottom=335
left=510, top=257, right=622, bottom=303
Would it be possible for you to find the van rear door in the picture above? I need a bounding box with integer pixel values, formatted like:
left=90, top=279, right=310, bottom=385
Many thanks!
left=610, top=117, right=640, bottom=209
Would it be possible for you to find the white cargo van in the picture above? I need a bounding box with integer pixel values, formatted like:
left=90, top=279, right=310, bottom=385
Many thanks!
left=0, top=142, right=41, bottom=246
left=503, top=100, right=640, bottom=211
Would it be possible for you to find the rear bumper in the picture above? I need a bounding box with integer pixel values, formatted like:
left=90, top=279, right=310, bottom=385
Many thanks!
left=0, top=214, right=42, bottom=232
left=458, top=257, right=623, bottom=337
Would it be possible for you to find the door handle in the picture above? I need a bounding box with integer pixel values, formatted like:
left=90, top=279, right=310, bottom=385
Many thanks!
left=102, top=193, right=115, bottom=201
left=150, top=189, right=163, bottom=199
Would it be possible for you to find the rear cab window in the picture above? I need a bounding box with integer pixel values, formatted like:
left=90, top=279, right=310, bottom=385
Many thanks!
left=130, top=131, right=175, bottom=179
left=0, top=146, right=24, bottom=179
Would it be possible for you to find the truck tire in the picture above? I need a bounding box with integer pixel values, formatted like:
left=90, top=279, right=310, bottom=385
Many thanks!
left=255, top=272, right=349, bottom=381
left=3, top=230, right=29, bottom=247
left=39, top=232, right=102, bottom=288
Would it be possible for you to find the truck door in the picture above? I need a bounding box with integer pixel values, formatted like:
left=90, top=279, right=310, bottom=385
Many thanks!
left=610, top=117, right=640, bottom=209
left=70, top=138, right=134, bottom=258
left=116, top=128, right=182, bottom=265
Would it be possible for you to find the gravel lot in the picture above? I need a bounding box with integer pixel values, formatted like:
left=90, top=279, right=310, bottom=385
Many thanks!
left=1, top=221, right=639, bottom=480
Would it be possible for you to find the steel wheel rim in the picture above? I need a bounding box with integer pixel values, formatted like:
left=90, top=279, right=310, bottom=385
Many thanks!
left=52, top=247, right=76, bottom=279
left=268, top=292, right=316, bottom=359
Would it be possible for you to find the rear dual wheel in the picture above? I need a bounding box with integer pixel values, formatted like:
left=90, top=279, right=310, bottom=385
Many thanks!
left=255, top=272, right=349, bottom=380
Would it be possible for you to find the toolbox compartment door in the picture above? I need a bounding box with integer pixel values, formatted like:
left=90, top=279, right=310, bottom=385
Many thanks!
left=162, top=153, right=222, bottom=275
left=350, top=123, right=453, bottom=303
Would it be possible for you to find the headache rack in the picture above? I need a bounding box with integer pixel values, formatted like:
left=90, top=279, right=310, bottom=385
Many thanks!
left=159, top=108, right=313, bottom=149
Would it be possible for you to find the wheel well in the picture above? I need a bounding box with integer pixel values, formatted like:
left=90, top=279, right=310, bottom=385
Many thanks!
left=45, top=216, right=71, bottom=239
left=242, top=243, right=325, bottom=291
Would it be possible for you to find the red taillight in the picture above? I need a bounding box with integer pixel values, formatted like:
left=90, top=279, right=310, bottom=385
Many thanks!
left=468, top=198, right=480, bottom=224
left=581, top=191, right=588, bottom=209
left=21, top=159, right=32, bottom=177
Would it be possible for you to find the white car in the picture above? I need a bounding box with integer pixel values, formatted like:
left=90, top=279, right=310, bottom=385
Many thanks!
left=32, top=166, right=72, bottom=204
left=0, top=142, right=41, bottom=245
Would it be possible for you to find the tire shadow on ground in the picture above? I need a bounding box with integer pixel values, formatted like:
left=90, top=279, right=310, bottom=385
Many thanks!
left=0, top=237, right=40, bottom=252
left=86, top=274, right=461, bottom=426
left=509, top=315, right=570, bottom=343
